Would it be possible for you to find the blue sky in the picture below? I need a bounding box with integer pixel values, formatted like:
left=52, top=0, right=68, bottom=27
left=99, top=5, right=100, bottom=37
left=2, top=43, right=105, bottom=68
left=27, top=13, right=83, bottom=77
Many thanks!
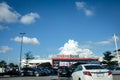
left=0, top=0, right=120, bottom=64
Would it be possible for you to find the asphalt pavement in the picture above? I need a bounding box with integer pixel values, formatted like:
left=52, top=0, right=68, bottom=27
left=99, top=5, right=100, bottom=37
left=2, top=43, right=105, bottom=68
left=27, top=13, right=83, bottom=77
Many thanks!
left=0, top=75, right=119, bottom=80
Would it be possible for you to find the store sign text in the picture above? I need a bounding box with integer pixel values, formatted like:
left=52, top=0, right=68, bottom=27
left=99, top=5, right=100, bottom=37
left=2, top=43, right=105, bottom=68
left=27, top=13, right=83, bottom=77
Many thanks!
left=57, top=54, right=79, bottom=58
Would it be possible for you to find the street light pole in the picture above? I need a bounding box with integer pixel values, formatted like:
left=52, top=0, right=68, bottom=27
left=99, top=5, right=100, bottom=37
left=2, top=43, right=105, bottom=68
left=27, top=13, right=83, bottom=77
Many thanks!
left=113, top=33, right=120, bottom=66
left=19, top=33, right=26, bottom=70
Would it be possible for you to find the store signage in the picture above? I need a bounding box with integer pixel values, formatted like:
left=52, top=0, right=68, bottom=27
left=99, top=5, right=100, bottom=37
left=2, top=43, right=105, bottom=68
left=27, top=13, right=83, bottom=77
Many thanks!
left=57, top=54, right=79, bottom=58
left=59, top=62, right=69, bottom=66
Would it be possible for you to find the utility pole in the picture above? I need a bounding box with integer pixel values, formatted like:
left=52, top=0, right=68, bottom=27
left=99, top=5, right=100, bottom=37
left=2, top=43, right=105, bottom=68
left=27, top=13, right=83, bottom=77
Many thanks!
left=113, top=34, right=120, bottom=66
left=19, top=33, right=26, bottom=70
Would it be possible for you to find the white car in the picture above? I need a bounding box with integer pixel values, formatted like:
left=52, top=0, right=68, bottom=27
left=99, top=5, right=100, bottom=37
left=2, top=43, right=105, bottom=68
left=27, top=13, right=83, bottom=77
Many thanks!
left=71, top=64, right=113, bottom=80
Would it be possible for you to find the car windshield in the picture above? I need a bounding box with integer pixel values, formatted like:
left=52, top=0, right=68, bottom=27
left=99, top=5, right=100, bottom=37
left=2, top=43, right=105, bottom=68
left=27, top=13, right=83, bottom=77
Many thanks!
left=85, top=65, right=104, bottom=70
left=59, top=66, right=69, bottom=70
left=59, top=66, right=68, bottom=69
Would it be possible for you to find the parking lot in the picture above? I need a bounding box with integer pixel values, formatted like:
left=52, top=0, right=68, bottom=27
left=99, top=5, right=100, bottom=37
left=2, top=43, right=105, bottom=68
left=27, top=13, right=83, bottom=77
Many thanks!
left=0, top=74, right=119, bottom=80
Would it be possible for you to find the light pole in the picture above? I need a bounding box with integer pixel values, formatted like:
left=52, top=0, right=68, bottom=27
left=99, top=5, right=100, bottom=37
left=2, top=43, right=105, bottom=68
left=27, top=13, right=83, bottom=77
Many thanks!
left=113, top=33, right=120, bottom=66
left=19, top=32, right=26, bottom=70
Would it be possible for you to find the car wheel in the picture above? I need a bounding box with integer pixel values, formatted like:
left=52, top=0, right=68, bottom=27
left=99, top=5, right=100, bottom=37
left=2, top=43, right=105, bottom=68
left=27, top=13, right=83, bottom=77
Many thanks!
left=71, top=77, right=74, bottom=80
left=58, top=73, right=61, bottom=77
left=21, top=73, right=24, bottom=76
left=79, top=78, right=81, bottom=80
left=35, top=72, right=39, bottom=77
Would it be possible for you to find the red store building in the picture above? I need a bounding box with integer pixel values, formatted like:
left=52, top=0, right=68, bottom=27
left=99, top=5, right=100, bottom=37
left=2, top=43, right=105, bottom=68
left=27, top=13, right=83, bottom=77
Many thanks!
left=51, top=54, right=99, bottom=69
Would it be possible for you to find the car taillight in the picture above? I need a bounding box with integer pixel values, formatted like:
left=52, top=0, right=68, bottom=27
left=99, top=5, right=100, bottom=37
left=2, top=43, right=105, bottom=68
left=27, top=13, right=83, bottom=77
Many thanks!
left=83, top=71, right=92, bottom=76
left=108, top=71, right=112, bottom=75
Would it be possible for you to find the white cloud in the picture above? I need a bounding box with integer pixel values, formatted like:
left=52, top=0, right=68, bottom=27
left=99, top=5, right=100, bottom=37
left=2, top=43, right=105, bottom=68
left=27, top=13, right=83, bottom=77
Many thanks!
left=12, top=36, right=40, bottom=45
left=75, top=1, right=94, bottom=16
left=0, top=2, right=20, bottom=23
left=84, top=9, right=93, bottom=16
left=58, top=39, right=97, bottom=58
left=96, top=36, right=119, bottom=45
left=0, top=46, right=12, bottom=53
left=0, top=25, right=8, bottom=31
left=97, top=35, right=119, bottom=45
left=0, top=2, right=40, bottom=25
left=75, top=1, right=86, bottom=9
left=97, top=40, right=111, bottom=45
left=20, top=13, right=40, bottom=24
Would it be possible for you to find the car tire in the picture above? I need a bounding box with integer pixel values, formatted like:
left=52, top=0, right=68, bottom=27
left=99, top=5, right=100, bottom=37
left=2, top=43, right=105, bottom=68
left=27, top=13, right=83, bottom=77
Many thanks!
left=58, top=73, right=61, bottom=77
left=21, top=73, right=24, bottom=76
left=79, top=78, right=81, bottom=80
left=71, top=77, right=74, bottom=80
left=35, top=72, right=39, bottom=77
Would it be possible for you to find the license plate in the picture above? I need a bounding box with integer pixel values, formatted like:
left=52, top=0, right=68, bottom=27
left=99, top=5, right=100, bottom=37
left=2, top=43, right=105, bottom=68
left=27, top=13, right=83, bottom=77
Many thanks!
left=62, top=73, right=67, bottom=74
left=97, top=73, right=104, bottom=77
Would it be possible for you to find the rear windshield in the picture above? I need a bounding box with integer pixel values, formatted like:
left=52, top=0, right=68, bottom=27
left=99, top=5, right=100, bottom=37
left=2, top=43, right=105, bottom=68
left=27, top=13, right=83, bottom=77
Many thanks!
left=59, top=66, right=69, bottom=69
left=85, top=65, right=104, bottom=70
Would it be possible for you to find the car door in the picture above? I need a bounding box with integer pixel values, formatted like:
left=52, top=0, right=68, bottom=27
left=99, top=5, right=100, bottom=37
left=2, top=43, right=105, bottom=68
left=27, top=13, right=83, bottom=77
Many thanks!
left=27, top=68, right=34, bottom=76
left=73, top=65, right=83, bottom=80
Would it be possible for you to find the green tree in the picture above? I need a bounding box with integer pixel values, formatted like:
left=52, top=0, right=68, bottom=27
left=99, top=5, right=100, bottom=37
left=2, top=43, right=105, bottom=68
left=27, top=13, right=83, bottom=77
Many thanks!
left=0, top=60, right=7, bottom=67
left=24, top=51, right=34, bottom=68
left=102, top=51, right=118, bottom=66
left=8, top=63, right=19, bottom=69
left=114, top=49, right=120, bottom=52
left=8, top=63, right=15, bottom=68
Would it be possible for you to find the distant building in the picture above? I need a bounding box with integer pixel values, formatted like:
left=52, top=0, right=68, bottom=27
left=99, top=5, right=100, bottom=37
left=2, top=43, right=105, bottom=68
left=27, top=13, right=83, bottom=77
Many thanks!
left=21, top=54, right=99, bottom=68
left=51, top=54, right=99, bottom=69
left=21, top=58, right=51, bottom=68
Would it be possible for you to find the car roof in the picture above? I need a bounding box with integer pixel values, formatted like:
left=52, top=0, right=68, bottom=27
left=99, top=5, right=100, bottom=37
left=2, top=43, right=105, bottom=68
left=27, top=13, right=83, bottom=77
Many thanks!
left=59, top=66, right=68, bottom=67
left=79, top=64, right=101, bottom=66
left=58, top=66, right=69, bottom=68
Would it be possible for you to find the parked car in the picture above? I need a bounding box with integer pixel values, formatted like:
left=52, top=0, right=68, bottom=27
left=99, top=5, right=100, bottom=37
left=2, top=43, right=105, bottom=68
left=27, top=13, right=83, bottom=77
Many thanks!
left=72, top=64, right=113, bottom=80
left=20, top=68, right=43, bottom=77
left=111, top=67, right=120, bottom=75
left=57, top=66, right=70, bottom=77
left=0, top=67, right=5, bottom=76
left=37, top=67, right=48, bottom=75
left=102, top=65, right=115, bottom=70
left=102, top=65, right=120, bottom=75
left=6, top=68, right=20, bottom=76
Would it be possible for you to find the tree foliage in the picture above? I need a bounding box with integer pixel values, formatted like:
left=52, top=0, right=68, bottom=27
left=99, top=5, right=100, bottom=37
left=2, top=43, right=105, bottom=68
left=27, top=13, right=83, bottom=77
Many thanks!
left=8, top=63, right=15, bottom=68
left=0, top=60, right=7, bottom=67
left=24, top=51, right=34, bottom=68
left=102, top=51, right=118, bottom=66
left=103, top=51, right=114, bottom=61
left=0, top=60, right=18, bottom=68
left=114, top=49, right=120, bottom=52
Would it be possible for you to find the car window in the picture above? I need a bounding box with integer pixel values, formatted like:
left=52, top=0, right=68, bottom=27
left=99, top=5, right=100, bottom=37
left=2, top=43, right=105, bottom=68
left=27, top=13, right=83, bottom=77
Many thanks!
left=74, top=66, right=83, bottom=72
left=85, top=65, right=104, bottom=70
left=58, top=66, right=69, bottom=70
left=116, top=67, right=120, bottom=70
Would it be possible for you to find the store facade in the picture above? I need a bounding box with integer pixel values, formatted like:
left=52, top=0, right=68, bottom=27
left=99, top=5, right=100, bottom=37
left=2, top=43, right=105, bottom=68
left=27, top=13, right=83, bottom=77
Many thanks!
left=21, top=54, right=99, bottom=68
left=51, top=54, right=99, bottom=69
